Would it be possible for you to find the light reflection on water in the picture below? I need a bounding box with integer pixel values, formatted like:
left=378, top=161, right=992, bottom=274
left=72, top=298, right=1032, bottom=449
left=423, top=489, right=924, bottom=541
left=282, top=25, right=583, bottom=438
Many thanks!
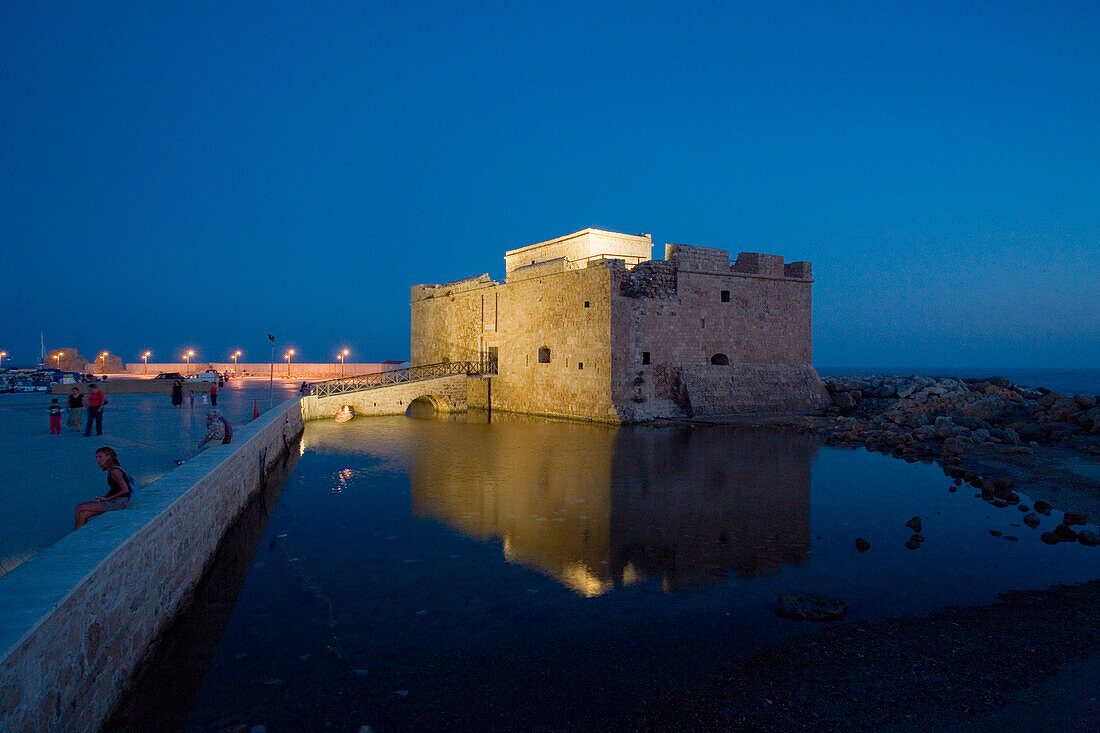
left=175, top=413, right=1100, bottom=731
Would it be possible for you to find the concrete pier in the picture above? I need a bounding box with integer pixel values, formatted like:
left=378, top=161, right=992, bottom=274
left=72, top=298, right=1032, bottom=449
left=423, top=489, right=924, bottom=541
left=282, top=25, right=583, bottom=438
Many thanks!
left=0, top=399, right=305, bottom=731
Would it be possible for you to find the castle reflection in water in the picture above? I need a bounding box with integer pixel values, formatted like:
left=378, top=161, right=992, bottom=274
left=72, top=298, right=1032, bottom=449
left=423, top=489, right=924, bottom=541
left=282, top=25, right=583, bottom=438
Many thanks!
left=339, top=411, right=821, bottom=597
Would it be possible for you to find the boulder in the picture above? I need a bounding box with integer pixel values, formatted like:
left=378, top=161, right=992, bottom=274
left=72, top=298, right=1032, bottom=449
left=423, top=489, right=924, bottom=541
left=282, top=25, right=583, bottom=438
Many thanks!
left=1034, top=501, right=1052, bottom=515
left=855, top=538, right=870, bottom=553
left=776, top=594, right=849, bottom=621
left=1078, top=531, right=1100, bottom=547
left=1023, top=513, right=1041, bottom=529
left=1041, top=532, right=1060, bottom=545
left=1073, top=394, right=1097, bottom=410
left=1063, top=511, right=1088, bottom=526
left=1053, top=524, right=1079, bottom=542
left=905, top=516, right=922, bottom=532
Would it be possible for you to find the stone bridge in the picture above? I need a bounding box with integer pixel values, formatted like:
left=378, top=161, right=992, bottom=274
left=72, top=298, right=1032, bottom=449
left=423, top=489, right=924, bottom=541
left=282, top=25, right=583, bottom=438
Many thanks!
left=300, top=374, right=472, bottom=420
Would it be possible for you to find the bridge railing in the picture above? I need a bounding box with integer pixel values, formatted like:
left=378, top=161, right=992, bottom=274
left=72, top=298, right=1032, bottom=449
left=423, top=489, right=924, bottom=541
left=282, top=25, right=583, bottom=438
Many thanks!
left=308, top=359, right=494, bottom=397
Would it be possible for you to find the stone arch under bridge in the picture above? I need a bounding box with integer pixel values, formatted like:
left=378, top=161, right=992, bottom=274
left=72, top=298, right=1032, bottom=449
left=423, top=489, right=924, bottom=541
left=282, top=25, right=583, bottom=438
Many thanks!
left=300, top=374, right=470, bottom=420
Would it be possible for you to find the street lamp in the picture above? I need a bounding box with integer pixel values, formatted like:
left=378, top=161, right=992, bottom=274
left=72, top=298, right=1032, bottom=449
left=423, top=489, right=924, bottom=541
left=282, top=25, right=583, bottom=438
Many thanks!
left=53, top=352, right=60, bottom=369
left=99, top=352, right=108, bottom=375
left=231, top=350, right=241, bottom=372
left=185, top=350, right=194, bottom=375
left=142, top=351, right=151, bottom=374
left=285, top=349, right=295, bottom=377
left=0, top=351, right=7, bottom=370
left=338, top=348, right=349, bottom=375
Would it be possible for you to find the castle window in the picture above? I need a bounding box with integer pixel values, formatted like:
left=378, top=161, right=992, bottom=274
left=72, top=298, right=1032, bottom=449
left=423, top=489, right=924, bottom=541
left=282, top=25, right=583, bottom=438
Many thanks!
left=721, top=290, right=730, bottom=302
left=710, top=353, right=729, bottom=365
left=538, top=346, right=551, bottom=364
left=578, top=362, right=583, bottom=370
left=642, top=352, right=651, bottom=365
left=584, top=301, right=590, bottom=308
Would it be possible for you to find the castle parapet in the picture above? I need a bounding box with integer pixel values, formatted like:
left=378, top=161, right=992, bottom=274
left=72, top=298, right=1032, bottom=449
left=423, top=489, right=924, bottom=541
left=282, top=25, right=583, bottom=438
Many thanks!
left=411, top=273, right=495, bottom=301
left=664, top=243, right=730, bottom=273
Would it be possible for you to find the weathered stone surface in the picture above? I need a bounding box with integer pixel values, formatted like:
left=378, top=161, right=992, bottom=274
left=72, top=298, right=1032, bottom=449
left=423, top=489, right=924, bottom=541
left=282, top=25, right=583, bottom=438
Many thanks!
left=1053, top=524, right=1079, bottom=542
left=1078, top=531, right=1100, bottom=547
left=776, top=594, right=848, bottom=621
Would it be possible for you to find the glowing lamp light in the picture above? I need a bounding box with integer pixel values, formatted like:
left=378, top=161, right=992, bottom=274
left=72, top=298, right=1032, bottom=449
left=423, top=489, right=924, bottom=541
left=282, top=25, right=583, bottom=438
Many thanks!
left=142, top=351, right=151, bottom=374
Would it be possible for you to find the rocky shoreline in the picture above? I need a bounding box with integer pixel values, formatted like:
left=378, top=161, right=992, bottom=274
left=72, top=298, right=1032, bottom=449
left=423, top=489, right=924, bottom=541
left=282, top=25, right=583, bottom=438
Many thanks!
left=631, top=374, right=1100, bottom=731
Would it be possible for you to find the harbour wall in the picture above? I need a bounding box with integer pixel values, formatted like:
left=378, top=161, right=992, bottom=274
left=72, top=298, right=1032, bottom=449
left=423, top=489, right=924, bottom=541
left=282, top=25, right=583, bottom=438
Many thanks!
left=117, top=362, right=406, bottom=379
left=0, top=399, right=305, bottom=732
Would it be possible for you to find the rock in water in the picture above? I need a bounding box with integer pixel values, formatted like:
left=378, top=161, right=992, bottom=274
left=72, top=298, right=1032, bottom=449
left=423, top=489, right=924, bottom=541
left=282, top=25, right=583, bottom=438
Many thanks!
left=855, top=538, right=871, bottom=553
left=1034, top=501, right=1053, bottom=515
left=1078, top=530, right=1100, bottom=547
left=905, top=516, right=922, bottom=532
left=1023, top=513, right=1041, bottom=529
left=1053, top=524, right=1079, bottom=542
left=1063, top=511, right=1088, bottom=526
left=776, top=594, right=849, bottom=621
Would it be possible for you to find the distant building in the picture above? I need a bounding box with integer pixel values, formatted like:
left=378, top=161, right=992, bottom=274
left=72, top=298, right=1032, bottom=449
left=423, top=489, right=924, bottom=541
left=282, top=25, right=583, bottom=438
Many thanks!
left=45, top=349, right=89, bottom=373
left=411, top=228, right=828, bottom=423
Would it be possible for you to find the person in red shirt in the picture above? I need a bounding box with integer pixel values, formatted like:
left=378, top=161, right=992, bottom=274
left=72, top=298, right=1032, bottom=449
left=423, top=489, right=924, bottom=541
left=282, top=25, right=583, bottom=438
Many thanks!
left=84, top=384, right=106, bottom=436
left=209, top=382, right=218, bottom=406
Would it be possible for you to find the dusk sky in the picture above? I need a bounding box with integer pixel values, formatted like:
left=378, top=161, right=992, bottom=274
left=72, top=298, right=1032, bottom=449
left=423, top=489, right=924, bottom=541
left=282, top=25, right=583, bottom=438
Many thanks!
left=2, top=1, right=1097, bottom=369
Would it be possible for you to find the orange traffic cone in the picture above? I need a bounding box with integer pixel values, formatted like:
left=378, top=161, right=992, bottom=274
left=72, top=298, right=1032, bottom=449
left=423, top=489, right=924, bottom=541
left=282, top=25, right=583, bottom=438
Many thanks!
left=253, top=400, right=260, bottom=420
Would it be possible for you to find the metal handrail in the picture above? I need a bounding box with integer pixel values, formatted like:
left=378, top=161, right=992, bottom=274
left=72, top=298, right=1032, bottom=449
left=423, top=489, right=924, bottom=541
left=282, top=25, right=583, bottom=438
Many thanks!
left=308, top=360, right=495, bottom=397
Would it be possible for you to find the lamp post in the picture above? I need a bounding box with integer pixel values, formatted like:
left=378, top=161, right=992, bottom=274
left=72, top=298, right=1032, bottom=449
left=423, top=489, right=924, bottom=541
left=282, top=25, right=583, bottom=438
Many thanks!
left=142, top=351, right=151, bottom=375
left=268, top=334, right=275, bottom=407
left=285, top=349, right=294, bottom=377
left=0, top=351, right=7, bottom=370
left=99, top=352, right=108, bottom=375
left=185, top=350, right=194, bottom=375
left=53, top=353, right=60, bottom=369
left=232, top=350, right=241, bottom=373
left=338, top=348, right=349, bottom=375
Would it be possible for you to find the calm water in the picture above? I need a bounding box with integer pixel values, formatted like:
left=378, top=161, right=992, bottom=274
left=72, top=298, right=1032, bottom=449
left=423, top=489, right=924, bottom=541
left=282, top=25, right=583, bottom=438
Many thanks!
left=159, top=413, right=1100, bottom=732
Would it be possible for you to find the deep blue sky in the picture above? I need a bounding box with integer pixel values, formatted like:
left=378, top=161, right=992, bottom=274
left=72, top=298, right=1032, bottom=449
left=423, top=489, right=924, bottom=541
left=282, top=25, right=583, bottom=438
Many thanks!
left=2, top=1, right=1097, bottom=368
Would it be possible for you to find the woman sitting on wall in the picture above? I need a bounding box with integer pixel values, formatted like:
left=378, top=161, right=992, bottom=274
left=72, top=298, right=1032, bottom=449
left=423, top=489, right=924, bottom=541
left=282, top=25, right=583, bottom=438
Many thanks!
left=74, top=447, right=132, bottom=529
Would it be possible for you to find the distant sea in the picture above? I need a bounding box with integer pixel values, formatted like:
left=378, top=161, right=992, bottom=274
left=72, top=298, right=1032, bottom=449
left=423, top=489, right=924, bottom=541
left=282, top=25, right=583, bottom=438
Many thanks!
left=817, top=367, right=1100, bottom=398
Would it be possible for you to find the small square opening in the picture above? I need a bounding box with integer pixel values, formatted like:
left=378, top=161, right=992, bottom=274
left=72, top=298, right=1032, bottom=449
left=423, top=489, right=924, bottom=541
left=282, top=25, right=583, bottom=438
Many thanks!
left=642, top=352, right=651, bottom=365
left=584, top=300, right=590, bottom=308
left=578, top=362, right=583, bottom=370
left=721, top=290, right=730, bottom=302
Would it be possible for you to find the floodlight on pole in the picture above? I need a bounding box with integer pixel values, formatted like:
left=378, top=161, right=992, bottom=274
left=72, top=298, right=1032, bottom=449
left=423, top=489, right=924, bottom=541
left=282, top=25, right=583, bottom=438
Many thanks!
left=268, top=334, right=275, bottom=408
left=285, top=349, right=295, bottom=377
left=142, top=351, right=151, bottom=374
left=185, top=350, right=194, bottom=375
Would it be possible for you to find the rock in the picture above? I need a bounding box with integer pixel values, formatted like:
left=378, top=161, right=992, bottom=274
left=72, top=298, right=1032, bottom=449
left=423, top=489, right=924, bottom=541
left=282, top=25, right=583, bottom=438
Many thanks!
left=1004, top=492, right=1020, bottom=505
left=905, top=516, right=922, bottom=532
left=910, top=533, right=925, bottom=543
left=1041, top=532, right=1060, bottom=545
left=1034, top=501, right=1052, bottom=515
left=833, top=391, right=857, bottom=410
left=905, top=537, right=921, bottom=550
left=1075, top=394, right=1098, bottom=410
left=776, top=594, right=848, bottom=621
left=1023, top=512, right=1041, bottom=529
left=1078, top=531, right=1100, bottom=547
left=1063, top=511, right=1088, bottom=526
left=989, top=529, right=1002, bottom=537
left=992, top=476, right=1014, bottom=492
left=1053, top=524, right=1079, bottom=542
left=855, top=538, right=870, bottom=553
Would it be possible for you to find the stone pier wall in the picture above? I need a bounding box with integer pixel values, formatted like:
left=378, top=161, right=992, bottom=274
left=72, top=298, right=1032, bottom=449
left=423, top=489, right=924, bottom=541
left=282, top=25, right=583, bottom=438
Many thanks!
left=0, top=400, right=305, bottom=732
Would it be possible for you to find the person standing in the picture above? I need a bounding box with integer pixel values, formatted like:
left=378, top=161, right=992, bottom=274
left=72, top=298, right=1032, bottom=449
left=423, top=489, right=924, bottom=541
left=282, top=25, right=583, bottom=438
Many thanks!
left=49, top=398, right=63, bottom=434
left=171, top=379, right=183, bottom=407
left=209, top=382, right=218, bottom=406
left=74, top=446, right=132, bottom=529
left=66, top=387, right=84, bottom=431
left=189, top=389, right=195, bottom=408
left=84, top=383, right=105, bottom=436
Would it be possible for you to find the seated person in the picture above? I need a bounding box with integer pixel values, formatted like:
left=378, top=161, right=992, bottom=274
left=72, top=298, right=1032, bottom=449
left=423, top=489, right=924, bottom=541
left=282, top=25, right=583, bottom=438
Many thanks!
left=74, top=447, right=132, bottom=529
left=199, top=408, right=226, bottom=450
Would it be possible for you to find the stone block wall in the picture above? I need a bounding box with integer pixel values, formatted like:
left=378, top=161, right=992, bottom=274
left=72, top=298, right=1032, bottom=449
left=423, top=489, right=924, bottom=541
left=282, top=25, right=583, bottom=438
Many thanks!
left=301, top=374, right=471, bottom=419
left=0, top=400, right=305, bottom=732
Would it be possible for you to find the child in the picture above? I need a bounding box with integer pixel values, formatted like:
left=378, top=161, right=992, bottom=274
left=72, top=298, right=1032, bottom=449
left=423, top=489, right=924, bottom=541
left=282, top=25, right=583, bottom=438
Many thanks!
left=189, top=389, right=195, bottom=408
left=49, top=398, right=63, bottom=434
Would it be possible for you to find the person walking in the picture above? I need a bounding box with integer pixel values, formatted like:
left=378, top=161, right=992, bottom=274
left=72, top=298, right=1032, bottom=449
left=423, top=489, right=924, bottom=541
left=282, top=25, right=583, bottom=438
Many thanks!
left=49, top=398, right=63, bottom=434
left=67, top=387, right=84, bottom=431
left=171, top=379, right=183, bottom=407
left=84, top=383, right=105, bottom=437
left=74, top=446, right=132, bottom=529
left=209, top=382, right=218, bottom=406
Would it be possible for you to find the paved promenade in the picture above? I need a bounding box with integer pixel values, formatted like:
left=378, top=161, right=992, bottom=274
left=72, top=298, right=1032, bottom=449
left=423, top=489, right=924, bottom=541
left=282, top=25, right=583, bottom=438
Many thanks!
left=0, top=377, right=302, bottom=576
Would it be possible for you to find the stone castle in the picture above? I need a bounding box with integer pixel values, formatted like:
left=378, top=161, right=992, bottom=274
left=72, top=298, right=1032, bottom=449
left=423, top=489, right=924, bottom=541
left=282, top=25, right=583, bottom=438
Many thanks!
left=411, top=228, right=829, bottom=423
